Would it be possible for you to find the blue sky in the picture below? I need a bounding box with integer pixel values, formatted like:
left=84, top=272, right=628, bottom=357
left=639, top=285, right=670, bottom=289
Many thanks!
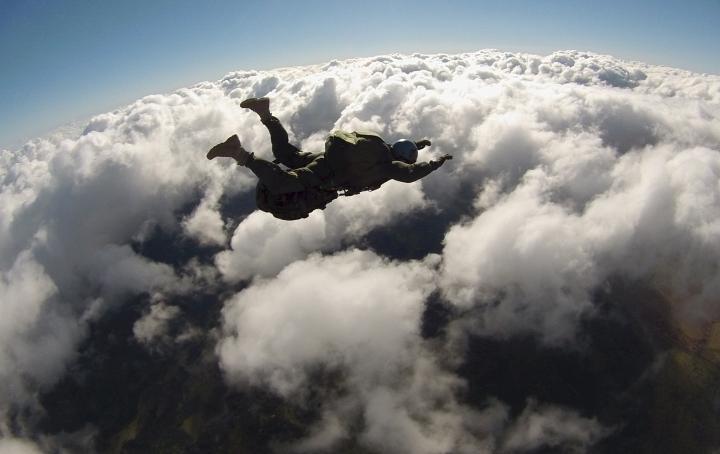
left=1, top=0, right=719, bottom=149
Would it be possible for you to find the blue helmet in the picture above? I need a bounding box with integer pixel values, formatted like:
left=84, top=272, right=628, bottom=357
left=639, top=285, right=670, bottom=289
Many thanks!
left=391, top=139, right=418, bottom=163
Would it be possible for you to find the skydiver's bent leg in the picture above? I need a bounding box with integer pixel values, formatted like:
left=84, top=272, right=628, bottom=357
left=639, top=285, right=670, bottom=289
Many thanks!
left=245, top=157, right=306, bottom=194
left=262, top=116, right=319, bottom=169
left=241, top=97, right=319, bottom=169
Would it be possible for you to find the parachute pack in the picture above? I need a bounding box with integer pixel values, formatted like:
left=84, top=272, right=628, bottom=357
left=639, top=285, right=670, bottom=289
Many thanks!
left=323, top=130, right=392, bottom=190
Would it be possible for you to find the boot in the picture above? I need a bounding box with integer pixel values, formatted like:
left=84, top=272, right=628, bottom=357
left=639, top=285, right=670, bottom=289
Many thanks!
left=240, top=97, right=271, bottom=119
left=207, top=134, right=252, bottom=165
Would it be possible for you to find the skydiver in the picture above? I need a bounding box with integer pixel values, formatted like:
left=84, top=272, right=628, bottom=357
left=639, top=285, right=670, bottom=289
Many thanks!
left=206, top=97, right=452, bottom=220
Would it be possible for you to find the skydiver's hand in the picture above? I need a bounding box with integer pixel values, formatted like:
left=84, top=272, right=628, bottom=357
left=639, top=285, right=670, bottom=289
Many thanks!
left=437, top=154, right=453, bottom=164
left=415, top=139, right=432, bottom=150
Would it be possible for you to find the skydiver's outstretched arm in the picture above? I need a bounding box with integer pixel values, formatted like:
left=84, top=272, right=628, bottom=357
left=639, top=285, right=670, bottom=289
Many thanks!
left=385, top=154, right=452, bottom=183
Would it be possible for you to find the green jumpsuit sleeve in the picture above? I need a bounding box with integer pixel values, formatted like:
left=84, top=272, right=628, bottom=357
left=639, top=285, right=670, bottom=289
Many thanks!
left=383, top=160, right=443, bottom=183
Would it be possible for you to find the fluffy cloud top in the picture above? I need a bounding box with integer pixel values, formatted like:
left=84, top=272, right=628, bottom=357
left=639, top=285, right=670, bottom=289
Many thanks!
left=218, top=249, right=437, bottom=395
left=133, top=300, right=181, bottom=345
left=2, top=49, right=719, bottom=451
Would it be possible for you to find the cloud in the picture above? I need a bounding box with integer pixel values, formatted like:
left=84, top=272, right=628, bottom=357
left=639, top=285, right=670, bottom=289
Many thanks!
left=0, top=438, right=43, bottom=454
left=0, top=80, right=256, bottom=433
left=133, top=300, right=181, bottom=345
left=215, top=179, right=428, bottom=283
left=182, top=184, right=228, bottom=246
left=440, top=179, right=599, bottom=344
left=441, top=143, right=720, bottom=343
left=501, top=399, right=608, bottom=453
left=218, top=250, right=608, bottom=453
left=2, top=48, right=720, bottom=451
left=218, top=249, right=439, bottom=394
left=217, top=249, right=613, bottom=453
left=0, top=250, right=76, bottom=407
left=218, top=249, right=506, bottom=453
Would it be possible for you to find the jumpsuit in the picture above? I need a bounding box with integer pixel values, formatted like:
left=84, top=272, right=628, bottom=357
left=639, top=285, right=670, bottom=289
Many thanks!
left=244, top=116, right=443, bottom=195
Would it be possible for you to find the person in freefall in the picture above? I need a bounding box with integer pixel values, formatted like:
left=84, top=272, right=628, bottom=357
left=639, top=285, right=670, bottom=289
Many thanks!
left=207, top=97, right=452, bottom=220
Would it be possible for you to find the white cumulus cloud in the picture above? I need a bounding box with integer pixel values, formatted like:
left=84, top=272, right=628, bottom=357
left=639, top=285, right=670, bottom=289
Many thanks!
left=218, top=249, right=506, bottom=453
left=2, top=48, right=719, bottom=452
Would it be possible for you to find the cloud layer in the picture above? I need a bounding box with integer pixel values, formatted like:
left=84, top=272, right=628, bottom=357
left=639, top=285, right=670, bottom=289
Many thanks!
left=2, top=49, right=720, bottom=451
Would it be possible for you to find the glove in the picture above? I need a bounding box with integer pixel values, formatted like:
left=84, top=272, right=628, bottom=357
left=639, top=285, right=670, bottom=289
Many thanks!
left=415, top=139, right=432, bottom=150
left=438, top=154, right=453, bottom=164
